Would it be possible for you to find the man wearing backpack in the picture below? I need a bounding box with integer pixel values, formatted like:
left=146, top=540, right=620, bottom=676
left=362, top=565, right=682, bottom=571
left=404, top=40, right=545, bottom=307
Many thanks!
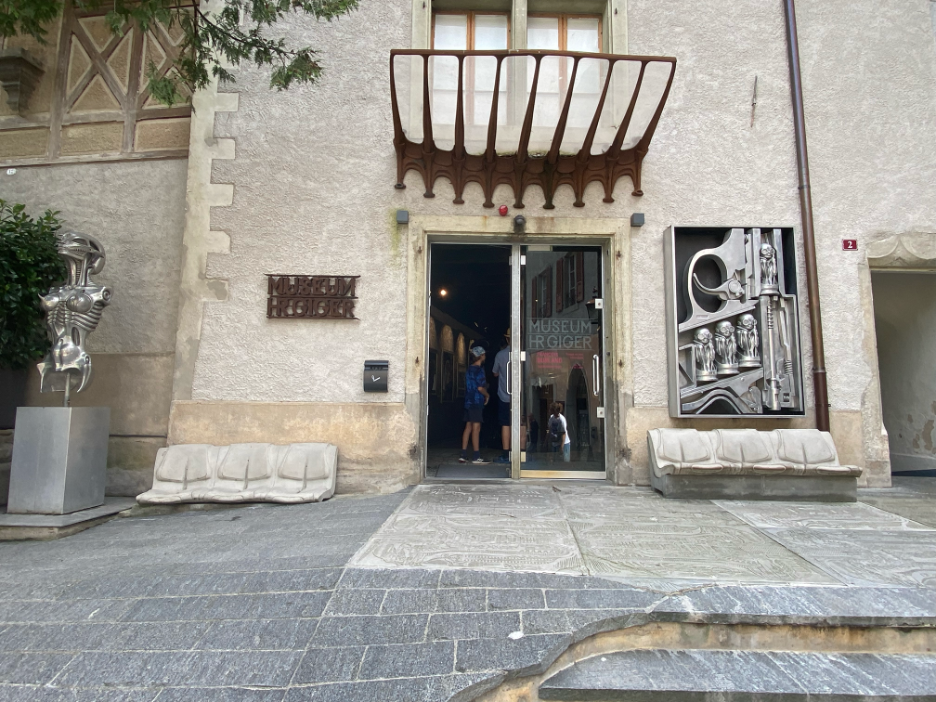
left=547, top=402, right=571, bottom=463
left=491, top=330, right=511, bottom=464
left=459, top=346, right=491, bottom=464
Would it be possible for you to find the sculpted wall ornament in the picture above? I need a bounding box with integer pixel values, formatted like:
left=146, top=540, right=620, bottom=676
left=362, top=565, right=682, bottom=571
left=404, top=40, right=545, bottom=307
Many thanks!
left=864, top=232, right=936, bottom=270
left=759, top=243, right=779, bottom=294
left=664, top=227, right=804, bottom=417
left=693, top=328, right=717, bottom=382
left=714, top=320, right=739, bottom=376
left=736, top=314, right=761, bottom=368
left=38, top=231, right=112, bottom=404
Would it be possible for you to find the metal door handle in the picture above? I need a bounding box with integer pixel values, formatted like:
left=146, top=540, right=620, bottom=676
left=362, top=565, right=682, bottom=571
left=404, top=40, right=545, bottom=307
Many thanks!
left=506, top=360, right=511, bottom=395
left=592, top=354, right=600, bottom=396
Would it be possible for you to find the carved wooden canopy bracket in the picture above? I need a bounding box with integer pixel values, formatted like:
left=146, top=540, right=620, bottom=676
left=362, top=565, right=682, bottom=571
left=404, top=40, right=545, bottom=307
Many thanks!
left=390, top=49, right=676, bottom=209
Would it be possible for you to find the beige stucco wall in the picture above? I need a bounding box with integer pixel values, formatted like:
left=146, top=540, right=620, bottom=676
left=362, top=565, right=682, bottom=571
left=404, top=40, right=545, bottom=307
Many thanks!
left=797, top=0, right=936, bottom=484
left=170, top=0, right=936, bottom=489
left=1, top=160, right=187, bottom=494
left=197, top=1, right=411, bottom=405
left=169, top=401, right=417, bottom=494
left=1, top=161, right=187, bottom=352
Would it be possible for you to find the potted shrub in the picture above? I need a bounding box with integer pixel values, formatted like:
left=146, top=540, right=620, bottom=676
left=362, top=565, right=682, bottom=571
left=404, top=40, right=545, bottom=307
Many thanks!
left=0, top=200, right=65, bottom=428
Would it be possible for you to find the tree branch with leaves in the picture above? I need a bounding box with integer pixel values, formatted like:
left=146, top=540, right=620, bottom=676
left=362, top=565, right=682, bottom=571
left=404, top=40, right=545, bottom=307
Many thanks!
left=0, top=0, right=359, bottom=105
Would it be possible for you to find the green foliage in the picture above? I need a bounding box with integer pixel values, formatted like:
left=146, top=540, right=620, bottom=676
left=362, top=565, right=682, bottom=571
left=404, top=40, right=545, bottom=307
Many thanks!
left=0, top=0, right=359, bottom=105
left=0, top=0, right=60, bottom=42
left=0, top=200, right=65, bottom=370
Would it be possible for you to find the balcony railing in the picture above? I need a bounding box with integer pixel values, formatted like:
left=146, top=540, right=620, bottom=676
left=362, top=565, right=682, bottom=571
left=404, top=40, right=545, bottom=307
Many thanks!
left=390, top=49, right=676, bottom=209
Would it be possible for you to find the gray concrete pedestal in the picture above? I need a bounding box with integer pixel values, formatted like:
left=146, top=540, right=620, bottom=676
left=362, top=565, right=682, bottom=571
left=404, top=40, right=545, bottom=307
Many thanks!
left=7, top=407, right=109, bottom=515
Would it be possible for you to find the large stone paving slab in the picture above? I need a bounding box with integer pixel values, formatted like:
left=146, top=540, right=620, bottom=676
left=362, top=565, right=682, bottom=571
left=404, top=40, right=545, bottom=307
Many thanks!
left=891, top=477, right=936, bottom=494
left=402, top=484, right=567, bottom=520
left=352, top=484, right=838, bottom=586
left=716, top=500, right=936, bottom=531
left=554, top=486, right=837, bottom=585
left=763, top=529, right=936, bottom=587
left=349, top=485, right=586, bottom=574
left=857, top=495, right=936, bottom=529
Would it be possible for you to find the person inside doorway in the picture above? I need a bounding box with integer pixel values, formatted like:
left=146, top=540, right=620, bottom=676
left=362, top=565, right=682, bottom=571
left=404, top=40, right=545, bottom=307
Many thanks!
left=491, top=330, right=511, bottom=464
left=459, top=346, right=490, bottom=464
left=528, top=413, right=539, bottom=454
left=547, top=402, right=571, bottom=463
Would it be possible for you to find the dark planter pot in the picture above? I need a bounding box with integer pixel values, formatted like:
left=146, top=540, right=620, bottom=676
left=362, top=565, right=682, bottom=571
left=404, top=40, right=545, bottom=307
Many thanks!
left=0, top=367, right=28, bottom=429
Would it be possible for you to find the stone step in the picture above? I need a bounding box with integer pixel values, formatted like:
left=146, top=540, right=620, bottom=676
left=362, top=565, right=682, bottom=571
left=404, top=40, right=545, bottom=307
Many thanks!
left=538, top=648, right=936, bottom=701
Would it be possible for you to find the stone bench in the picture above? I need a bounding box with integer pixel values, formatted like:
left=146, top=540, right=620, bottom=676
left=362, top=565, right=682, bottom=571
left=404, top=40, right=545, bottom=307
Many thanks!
left=647, top=428, right=860, bottom=501
left=137, top=442, right=336, bottom=505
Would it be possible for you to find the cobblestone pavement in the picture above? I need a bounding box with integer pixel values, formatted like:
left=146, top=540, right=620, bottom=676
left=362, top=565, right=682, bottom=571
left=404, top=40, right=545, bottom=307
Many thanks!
left=1, top=480, right=935, bottom=701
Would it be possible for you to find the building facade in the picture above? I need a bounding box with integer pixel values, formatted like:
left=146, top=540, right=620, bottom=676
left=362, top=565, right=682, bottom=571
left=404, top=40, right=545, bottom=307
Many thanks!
left=2, top=0, right=935, bottom=498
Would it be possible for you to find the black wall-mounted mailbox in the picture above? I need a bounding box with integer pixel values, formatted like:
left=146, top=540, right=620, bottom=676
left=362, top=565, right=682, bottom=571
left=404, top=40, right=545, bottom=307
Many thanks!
left=363, top=360, right=389, bottom=392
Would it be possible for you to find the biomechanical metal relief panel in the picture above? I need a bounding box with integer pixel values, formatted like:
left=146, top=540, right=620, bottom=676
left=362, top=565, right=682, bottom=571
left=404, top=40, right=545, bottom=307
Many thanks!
left=664, top=227, right=804, bottom=418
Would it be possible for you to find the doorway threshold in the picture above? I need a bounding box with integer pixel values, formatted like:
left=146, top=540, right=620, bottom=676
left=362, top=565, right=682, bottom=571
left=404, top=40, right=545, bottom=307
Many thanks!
left=434, top=464, right=510, bottom=480
left=520, top=470, right=607, bottom=480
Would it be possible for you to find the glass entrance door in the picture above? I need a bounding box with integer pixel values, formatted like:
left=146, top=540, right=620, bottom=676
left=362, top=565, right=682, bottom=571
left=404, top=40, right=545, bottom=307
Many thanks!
left=518, top=246, right=606, bottom=478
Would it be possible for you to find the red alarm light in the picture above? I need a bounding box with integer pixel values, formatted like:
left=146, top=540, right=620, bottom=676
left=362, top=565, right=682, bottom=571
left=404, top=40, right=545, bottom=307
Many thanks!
left=498, top=205, right=509, bottom=216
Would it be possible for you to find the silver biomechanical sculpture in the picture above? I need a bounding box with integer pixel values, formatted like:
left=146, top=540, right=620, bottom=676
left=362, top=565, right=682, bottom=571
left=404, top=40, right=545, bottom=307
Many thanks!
left=736, top=313, right=761, bottom=368
left=664, top=227, right=804, bottom=417
left=713, top=319, right=739, bottom=376
left=37, top=231, right=112, bottom=404
left=693, top=327, right=717, bottom=382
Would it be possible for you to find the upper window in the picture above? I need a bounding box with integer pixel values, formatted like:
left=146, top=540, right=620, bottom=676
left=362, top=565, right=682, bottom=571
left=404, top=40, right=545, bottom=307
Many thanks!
left=398, top=2, right=677, bottom=207
left=433, top=12, right=510, bottom=50
left=431, top=10, right=602, bottom=133
left=431, top=13, right=510, bottom=130
left=432, top=11, right=601, bottom=52
left=527, top=15, right=601, bottom=53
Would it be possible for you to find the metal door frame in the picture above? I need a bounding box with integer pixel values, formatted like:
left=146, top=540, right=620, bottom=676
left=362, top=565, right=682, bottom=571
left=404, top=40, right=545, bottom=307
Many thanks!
left=517, top=244, right=607, bottom=480
left=424, top=237, right=610, bottom=482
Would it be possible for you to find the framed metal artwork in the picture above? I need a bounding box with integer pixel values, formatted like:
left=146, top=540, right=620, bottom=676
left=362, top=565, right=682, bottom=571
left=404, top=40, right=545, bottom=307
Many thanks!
left=664, top=226, right=805, bottom=418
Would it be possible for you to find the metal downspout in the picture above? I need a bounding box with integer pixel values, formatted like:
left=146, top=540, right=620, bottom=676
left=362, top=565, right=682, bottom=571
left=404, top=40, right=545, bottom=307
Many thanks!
left=782, top=0, right=830, bottom=432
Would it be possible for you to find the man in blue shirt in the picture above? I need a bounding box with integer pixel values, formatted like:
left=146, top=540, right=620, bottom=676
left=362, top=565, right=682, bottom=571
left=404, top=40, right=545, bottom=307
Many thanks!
left=491, top=330, right=511, bottom=464
left=459, top=346, right=490, bottom=464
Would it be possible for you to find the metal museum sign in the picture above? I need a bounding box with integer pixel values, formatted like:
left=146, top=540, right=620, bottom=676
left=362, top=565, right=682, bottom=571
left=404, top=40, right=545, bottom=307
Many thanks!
left=266, top=275, right=359, bottom=319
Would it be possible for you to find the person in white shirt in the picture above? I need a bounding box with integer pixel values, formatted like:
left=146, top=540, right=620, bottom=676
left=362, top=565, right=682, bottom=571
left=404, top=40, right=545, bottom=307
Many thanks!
left=547, top=402, right=571, bottom=463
